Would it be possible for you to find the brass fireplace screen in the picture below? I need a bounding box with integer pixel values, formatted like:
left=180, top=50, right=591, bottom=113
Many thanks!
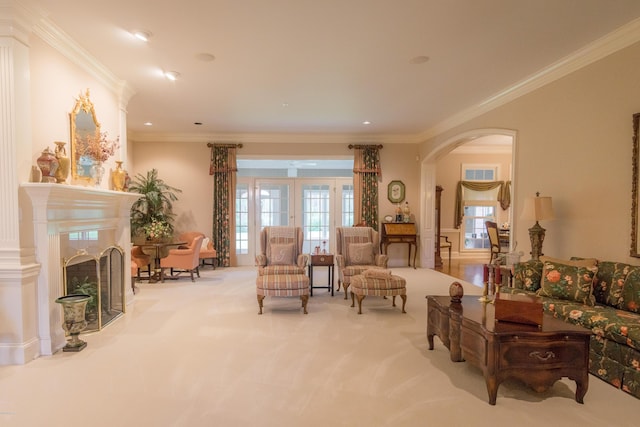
left=63, top=246, right=125, bottom=333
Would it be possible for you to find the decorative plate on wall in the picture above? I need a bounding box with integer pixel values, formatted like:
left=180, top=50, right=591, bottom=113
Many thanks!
left=387, top=180, right=405, bottom=203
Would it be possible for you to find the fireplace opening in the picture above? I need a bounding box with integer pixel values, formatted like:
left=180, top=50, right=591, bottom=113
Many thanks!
left=63, top=246, right=125, bottom=332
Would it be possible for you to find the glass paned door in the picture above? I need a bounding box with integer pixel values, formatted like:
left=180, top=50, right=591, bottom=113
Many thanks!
left=257, top=182, right=292, bottom=228
left=300, top=183, right=331, bottom=254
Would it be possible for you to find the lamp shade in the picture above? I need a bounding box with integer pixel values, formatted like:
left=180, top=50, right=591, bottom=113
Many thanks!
left=521, top=196, right=554, bottom=221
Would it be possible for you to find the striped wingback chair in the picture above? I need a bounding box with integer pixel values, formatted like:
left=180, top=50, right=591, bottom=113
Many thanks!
left=255, top=226, right=308, bottom=276
left=335, top=226, right=389, bottom=299
left=255, top=226, right=310, bottom=314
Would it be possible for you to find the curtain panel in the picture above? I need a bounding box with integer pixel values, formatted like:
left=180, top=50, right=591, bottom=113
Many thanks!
left=352, top=145, right=381, bottom=231
left=209, top=144, right=239, bottom=266
left=454, top=180, right=511, bottom=228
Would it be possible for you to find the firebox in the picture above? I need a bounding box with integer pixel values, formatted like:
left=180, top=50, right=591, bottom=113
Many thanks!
left=63, top=246, right=125, bottom=332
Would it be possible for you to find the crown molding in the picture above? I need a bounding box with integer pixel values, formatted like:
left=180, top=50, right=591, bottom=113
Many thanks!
left=0, top=0, right=41, bottom=44
left=32, top=17, right=130, bottom=99
left=418, top=16, right=640, bottom=143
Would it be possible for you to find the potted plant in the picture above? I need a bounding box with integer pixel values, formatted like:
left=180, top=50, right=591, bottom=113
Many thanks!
left=129, top=168, right=182, bottom=242
left=71, top=276, right=99, bottom=322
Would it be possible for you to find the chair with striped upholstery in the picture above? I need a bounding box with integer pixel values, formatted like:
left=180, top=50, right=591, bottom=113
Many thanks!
left=335, top=226, right=389, bottom=299
left=255, top=226, right=310, bottom=314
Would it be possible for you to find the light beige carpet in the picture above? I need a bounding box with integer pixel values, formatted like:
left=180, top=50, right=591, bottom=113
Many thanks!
left=0, top=266, right=637, bottom=426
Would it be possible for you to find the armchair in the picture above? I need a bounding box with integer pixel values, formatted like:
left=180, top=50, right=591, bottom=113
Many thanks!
left=131, top=245, right=151, bottom=282
left=255, top=226, right=310, bottom=314
left=160, top=234, right=204, bottom=282
left=179, top=231, right=218, bottom=269
left=335, top=226, right=388, bottom=299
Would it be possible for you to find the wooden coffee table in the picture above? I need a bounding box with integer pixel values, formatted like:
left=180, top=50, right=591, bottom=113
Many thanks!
left=426, top=295, right=590, bottom=405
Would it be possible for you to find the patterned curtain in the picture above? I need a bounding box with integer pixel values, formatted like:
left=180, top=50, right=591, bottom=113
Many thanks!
left=209, top=144, right=239, bottom=266
left=454, top=180, right=511, bottom=228
left=352, top=145, right=382, bottom=231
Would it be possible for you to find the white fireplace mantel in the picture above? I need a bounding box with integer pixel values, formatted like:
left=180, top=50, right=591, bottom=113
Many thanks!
left=20, top=183, right=140, bottom=358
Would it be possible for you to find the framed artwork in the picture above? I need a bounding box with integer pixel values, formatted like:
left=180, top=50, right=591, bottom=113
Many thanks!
left=387, top=180, right=405, bottom=203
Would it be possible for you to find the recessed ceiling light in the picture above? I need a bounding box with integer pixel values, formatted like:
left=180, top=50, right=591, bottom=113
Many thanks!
left=410, top=55, right=430, bottom=65
left=144, top=122, right=153, bottom=126
left=194, top=122, right=203, bottom=126
left=363, top=121, right=371, bottom=125
left=132, top=30, right=152, bottom=42
left=282, top=102, right=289, bottom=107
left=164, top=71, right=180, bottom=81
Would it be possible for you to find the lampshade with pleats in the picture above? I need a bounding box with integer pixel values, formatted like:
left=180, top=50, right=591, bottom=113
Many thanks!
left=521, top=195, right=554, bottom=221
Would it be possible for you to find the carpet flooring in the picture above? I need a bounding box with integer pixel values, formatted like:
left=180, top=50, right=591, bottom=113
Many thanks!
left=0, top=266, right=637, bottom=426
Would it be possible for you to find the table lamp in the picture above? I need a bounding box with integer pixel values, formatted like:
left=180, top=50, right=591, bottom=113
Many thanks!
left=521, top=192, right=554, bottom=260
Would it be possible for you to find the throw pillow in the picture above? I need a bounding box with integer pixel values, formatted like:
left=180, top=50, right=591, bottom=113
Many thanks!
left=540, top=256, right=598, bottom=268
left=512, top=259, right=543, bottom=292
left=201, top=237, right=210, bottom=251
left=348, top=242, right=374, bottom=265
left=270, top=243, right=295, bottom=265
left=363, top=268, right=392, bottom=279
left=537, top=260, right=598, bottom=306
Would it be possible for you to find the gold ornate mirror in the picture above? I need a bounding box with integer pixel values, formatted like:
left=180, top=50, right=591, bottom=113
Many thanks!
left=70, top=89, right=100, bottom=181
left=631, top=112, right=640, bottom=257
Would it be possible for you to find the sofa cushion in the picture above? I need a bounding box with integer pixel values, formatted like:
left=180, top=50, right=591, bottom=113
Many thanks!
left=537, top=259, right=597, bottom=306
left=348, top=242, right=374, bottom=265
left=592, top=261, right=637, bottom=308
left=512, top=259, right=543, bottom=292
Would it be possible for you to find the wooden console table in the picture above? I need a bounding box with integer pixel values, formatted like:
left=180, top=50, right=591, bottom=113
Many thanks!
left=380, top=222, right=417, bottom=268
left=426, top=295, right=590, bottom=405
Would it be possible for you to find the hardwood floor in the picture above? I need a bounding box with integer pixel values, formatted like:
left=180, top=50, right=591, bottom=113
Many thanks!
left=434, top=257, right=488, bottom=287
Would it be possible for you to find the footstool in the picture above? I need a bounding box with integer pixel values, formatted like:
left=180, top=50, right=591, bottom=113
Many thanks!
left=350, top=272, right=407, bottom=314
left=256, top=274, right=310, bottom=314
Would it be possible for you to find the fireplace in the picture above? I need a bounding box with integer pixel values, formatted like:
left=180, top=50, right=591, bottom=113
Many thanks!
left=21, top=183, right=140, bottom=357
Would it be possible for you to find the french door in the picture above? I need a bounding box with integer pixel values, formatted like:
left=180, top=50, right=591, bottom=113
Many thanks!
left=235, top=177, right=353, bottom=266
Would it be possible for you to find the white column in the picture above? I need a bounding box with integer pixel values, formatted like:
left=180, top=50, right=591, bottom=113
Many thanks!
left=0, top=1, right=41, bottom=364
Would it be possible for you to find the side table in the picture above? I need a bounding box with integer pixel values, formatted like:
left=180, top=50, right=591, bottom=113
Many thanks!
left=308, top=254, right=334, bottom=296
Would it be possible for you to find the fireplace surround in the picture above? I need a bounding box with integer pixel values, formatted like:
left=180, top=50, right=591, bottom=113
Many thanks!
left=20, top=183, right=140, bottom=358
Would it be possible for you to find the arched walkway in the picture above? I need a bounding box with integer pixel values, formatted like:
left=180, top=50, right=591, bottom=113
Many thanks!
left=419, top=129, right=517, bottom=269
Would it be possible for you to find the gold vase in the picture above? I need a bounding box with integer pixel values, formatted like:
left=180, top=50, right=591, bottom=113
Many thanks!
left=112, top=160, right=126, bottom=191
left=54, top=141, right=70, bottom=184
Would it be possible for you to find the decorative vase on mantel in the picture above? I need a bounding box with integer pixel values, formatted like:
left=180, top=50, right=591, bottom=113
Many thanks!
left=55, top=294, right=91, bottom=352
left=54, top=141, right=70, bottom=184
left=90, top=161, right=105, bottom=187
left=112, top=161, right=127, bottom=191
left=37, top=147, right=59, bottom=183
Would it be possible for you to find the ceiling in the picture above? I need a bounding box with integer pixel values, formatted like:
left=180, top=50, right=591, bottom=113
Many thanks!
left=26, top=0, right=640, bottom=143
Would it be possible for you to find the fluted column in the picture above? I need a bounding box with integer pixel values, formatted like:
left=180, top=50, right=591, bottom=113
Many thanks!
left=0, top=1, right=41, bottom=364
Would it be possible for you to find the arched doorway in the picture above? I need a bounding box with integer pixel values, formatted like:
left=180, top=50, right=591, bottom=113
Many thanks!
left=419, top=129, right=517, bottom=269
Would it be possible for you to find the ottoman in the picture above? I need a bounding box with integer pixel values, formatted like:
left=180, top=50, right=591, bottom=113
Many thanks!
left=350, top=272, right=407, bottom=314
left=256, top=274, right=310, bottom=314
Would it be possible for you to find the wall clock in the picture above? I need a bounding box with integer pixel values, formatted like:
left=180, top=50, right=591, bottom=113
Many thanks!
left=387, top=180, right=405, bottom=204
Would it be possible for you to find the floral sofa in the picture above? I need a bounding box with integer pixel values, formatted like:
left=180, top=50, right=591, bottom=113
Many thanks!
left=502, top=256, right=640, bottom=399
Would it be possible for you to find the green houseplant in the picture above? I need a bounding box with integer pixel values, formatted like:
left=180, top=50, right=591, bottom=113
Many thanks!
left=129, top=168, right=182, bottom=241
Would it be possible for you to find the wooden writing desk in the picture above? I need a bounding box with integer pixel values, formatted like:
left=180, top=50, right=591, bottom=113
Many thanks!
left=380, top=222, right=418, bottom=268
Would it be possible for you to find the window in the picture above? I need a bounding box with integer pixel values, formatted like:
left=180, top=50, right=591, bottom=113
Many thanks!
left=301, top=184, right=331, bottom=254
left=461, top=165, right=499, bottom=251
left=341, top=184, right=354, bottom=227
left=235, top=184, right=249, bottom=255
left=68, top=231, right=98, bottom=241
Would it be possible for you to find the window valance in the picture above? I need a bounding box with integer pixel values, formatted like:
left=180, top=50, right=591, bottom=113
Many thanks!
left=454, top=180, right=511, bottom=228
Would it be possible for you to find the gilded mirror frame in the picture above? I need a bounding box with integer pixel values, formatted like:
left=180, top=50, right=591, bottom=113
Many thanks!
left=70, top=89, right=101, bottom=182
left=631, top=112, right=640, bottom=257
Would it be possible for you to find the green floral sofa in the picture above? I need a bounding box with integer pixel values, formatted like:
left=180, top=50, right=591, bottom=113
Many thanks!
left=502, top=257, right=640, bottom=399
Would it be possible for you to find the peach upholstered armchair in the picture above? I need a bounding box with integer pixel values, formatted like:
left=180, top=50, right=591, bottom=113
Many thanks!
left=335, top=226, right=388, bottom=299
left=131, top=246, right=151, bottom=281
left=160, top=234, right=204, bottom=282
left=179, top=232, right=218, bottom=269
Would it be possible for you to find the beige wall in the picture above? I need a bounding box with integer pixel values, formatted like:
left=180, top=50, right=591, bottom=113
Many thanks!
left=131, top=141, right=420, bottom=264
left=436, top=151, right=512, bottom=256
left=423, top=41, right=640, bottom=264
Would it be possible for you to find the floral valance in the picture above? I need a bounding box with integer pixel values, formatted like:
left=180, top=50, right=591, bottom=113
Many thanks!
left=454, top=180, right=511, bottom=228
left=208, top=143, right=242, bottom=175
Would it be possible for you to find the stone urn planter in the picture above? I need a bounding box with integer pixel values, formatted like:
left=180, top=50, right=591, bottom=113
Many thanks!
left=55, top=294, right=91, bottom=352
